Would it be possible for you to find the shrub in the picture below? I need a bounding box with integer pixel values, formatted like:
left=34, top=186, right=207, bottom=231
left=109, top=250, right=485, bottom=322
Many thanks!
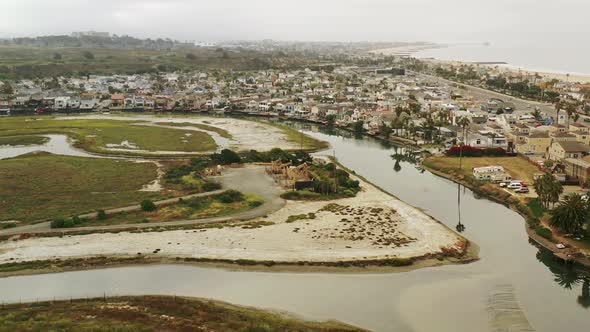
left=216, top=190, right=244, bottom=203
left=248, top=199, right=263, bottom=208
left=50, top=218, right=65, bottom=229
left=211, top=149, right=241, bottom=165
left=71, top=216, right=82, bottom=225
left=1, top=222, right=17, bottom=229
left=203, top=181, right=222, bottom=192
left=535, top=226, right=553, bottom=240
left=141, top=200, right=157, bottom=212
left=280, top=190, right=321, bottom=200
left=96, top=210, right=107, bottom=220
left=445, top=145, right=507, bottom=157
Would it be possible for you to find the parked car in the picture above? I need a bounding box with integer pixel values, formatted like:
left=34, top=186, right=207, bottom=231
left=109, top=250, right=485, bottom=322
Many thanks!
left=507, top=181, right=523, bottom=189
left=516, top=186, right=529, bottom=193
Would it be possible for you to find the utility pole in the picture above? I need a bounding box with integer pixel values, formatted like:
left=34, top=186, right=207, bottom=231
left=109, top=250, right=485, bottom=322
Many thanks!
left=333, top=149, right=338, bottom=193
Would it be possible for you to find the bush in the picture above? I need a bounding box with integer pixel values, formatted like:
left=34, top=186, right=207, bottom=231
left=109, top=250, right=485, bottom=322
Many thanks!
left=50, top=218, right=65, bottom=228
left=280, top=190, right=321, bottom=200
left=211, top=149, right=241, bottom=165
left=216, top=190, right=244, bottom=203
left=248, top=199, right=263, bottom=208
left=445, top=145, right=507, bottom=157
left=535, top=225, right=553, bottom=240
left=96, top=210, right=107, bottom=220
left=203, top=181, right=222, bottom=192
left=140, top=200, right=157, bottom=212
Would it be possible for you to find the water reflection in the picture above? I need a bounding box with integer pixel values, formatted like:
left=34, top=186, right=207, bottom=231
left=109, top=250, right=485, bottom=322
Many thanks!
left=534, top=240, right=590, bottom=309
left=456, top=183, right=466, bottom=233
left=390, top=146, right=419, bottom=173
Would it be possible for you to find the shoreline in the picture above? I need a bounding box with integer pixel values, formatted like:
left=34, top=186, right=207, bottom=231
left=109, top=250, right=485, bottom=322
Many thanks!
left=421, top=159, right=590, bottom=269
left=0, top=241, right=479, bottom=279
left=417, top=57, right=590, bottom=83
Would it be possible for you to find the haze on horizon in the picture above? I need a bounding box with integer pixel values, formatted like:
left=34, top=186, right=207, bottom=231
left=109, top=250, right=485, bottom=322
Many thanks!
left=1, top=0, right=588, bottom=47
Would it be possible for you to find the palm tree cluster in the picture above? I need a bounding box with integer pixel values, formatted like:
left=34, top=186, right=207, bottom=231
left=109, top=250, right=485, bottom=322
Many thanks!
left=533, top=173, right=563, bottom=209
left=549, top=193, right=589, bottom=236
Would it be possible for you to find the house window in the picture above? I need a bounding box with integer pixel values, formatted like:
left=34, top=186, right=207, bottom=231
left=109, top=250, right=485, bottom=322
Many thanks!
left=476, top=139, right=481, bottom=145
left=573, top=154, right=579, bottom=158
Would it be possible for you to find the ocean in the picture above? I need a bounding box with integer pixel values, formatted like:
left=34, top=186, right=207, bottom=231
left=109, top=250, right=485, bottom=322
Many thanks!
left=414, top=43, right=590, bottom=76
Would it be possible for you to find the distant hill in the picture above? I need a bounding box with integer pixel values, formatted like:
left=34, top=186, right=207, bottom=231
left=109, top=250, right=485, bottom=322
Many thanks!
left=0, top=33, right=195, bottom=51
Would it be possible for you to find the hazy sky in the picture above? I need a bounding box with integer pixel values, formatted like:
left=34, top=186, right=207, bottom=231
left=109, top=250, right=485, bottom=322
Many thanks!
left=1, top=0, right=588, bottom=45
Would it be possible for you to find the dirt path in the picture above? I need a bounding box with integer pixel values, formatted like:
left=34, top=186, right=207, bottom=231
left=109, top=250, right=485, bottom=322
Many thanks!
left=0, top=165, right=284, bottom=236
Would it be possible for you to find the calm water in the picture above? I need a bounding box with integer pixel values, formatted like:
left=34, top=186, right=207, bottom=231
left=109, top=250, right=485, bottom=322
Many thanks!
left=415, top=43, right=590, bottom=76
left=0, top=124, right=589, bottom=331
left=0, top=134, right=96, bottom=160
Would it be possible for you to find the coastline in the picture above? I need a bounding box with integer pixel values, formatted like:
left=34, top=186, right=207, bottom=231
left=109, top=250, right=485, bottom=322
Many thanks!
left=418, top=57, right=590, bottom=83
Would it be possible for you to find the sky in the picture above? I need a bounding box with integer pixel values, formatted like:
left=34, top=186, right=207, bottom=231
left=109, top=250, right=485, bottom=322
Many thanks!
left=0, top=0, right=588, bottom=46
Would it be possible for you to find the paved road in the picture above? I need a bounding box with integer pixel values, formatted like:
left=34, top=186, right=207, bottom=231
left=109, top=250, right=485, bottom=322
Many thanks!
left=1, top=165, right=285, bottom=236
left=415, top=72, right=557, bottom=118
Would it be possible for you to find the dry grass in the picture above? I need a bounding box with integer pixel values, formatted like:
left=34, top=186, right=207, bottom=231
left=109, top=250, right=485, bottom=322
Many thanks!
left=0, top=295, right=365, bottom=332
left=425, top=156, right=540, bottom=184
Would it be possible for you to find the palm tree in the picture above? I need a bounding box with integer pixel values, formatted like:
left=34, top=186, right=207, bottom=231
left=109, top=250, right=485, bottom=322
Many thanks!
left=532, top=108, right=543, bottom=121
left=457, top=117, right=471, bottom=170
left=565, top=103, right=578, bottom=129
left=533, top=173, right=563, bottom=209
left=554, top=101, right=562, bottom=125
left=550, top=193, right=588, bottom=235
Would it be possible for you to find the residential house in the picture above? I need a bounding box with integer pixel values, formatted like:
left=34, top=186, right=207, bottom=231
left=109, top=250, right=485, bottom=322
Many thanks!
left=516, top=132, right=551, bottom=156
left=547, top=141, right=590, bottom=161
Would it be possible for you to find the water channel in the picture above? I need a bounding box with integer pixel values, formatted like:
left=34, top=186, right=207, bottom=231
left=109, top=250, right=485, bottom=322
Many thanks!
left=0, top=121, right=588, bottom=331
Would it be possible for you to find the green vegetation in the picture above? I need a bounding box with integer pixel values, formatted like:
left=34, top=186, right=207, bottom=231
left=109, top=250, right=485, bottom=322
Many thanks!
left=140, top=200, right=157, bottom=212
left=0, top=296, right=364, bottom=332
left=163, top=157, right=222, bottom=191
left=286, top=213, right=316, bottom=223
left=211, top=148, right=242, bottom=164
left=281, top=190, right=322, bottom=200
left=155, top=122, right=233, bottom=139
left=280, top=162, right=361, bottom=201
left=80, top=190, right=263, bottom=227
left=0, top=117, right=217, bottom=156
left=549, top=193, right=589, bottom=236
left=533, top=173, right=563, bottom=209
left=0, top=153, right=162, bottom=222
left=0, top=135, right=49, bottom=146
left=0, top=45, right=313, bottom=80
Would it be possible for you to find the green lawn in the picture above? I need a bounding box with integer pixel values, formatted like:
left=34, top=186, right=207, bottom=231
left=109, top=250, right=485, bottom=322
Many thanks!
left=0, top=117, right=217, bottom=155
left=0, top=135, right=49, bottom=146
left=0, top=296, right=364, bottom=332
left=81, top=191, right=263, bottom=227
left=0, top=153, right=164, bottom=222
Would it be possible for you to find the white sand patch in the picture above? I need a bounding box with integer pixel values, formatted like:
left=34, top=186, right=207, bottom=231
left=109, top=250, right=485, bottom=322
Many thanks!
left=105, top=140, right=138, bottom=149
left=0, top=174, right=464, bottom=264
